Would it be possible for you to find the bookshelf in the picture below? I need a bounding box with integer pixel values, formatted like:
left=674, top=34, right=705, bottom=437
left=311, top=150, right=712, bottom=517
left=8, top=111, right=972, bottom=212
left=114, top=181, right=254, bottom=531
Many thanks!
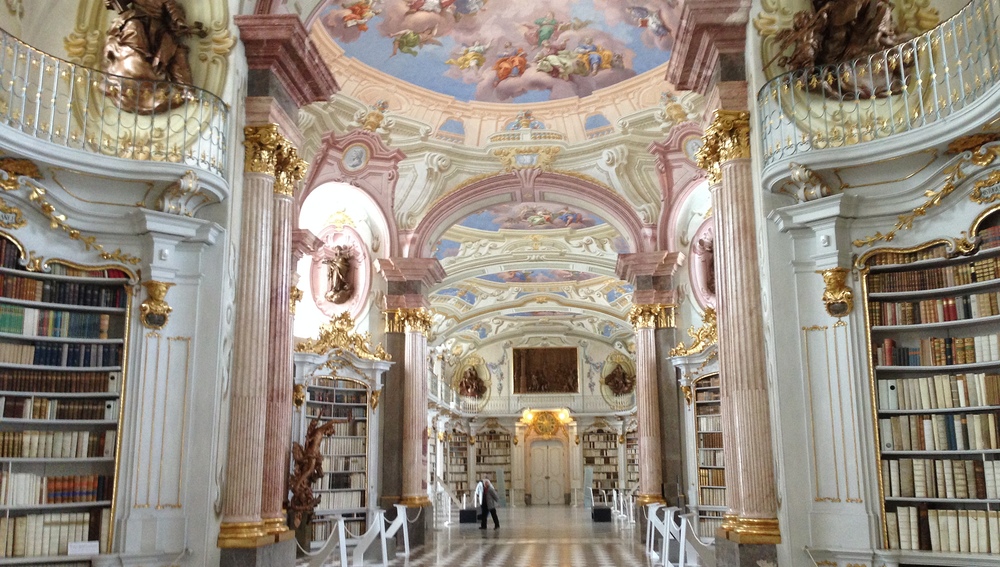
left=0, top=235, right=129, bottom=561
left=474, top=429, right=511, bottom=499
left=625, top=426, right=638, bottom=487
left=447, top=431, right=469, bottom=496
left=693, top=372, right=725, bottom=539
left=304, top=377, right=369, bottom=543
left=582, top=429, right=619, bottom=491
left=863, top=219, right=1000, bottom=559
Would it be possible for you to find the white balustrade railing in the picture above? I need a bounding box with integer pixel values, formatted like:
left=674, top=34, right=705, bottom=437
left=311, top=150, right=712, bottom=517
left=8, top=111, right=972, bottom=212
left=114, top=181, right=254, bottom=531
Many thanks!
left=758, top=0, right=1000, bottom=168
left=0, top=27, right=228, bottom=178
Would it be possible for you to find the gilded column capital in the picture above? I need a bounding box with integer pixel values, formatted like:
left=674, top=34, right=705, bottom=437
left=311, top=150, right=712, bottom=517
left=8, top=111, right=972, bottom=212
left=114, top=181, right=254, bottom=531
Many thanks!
left=274, top=144, right=308, bottom=196
left=384, top=307, right=433, bottom=336
left=696, top=110, right=751, bottom=185
left=244, top=124, right=284, bottom=175
left=628, top=303, right=676, bottom=330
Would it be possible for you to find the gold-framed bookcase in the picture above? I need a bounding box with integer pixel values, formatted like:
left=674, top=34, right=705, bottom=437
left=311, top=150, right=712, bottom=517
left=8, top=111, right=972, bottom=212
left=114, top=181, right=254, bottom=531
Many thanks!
left=860, top=204, right=1000, bottom=561
left=447, top=430, right=470, bottom=496
left=0, top=231, right=133, bottom=562
left=693, top=372, right=725, bottom=539
left=302, top=375, right=370, bottom=545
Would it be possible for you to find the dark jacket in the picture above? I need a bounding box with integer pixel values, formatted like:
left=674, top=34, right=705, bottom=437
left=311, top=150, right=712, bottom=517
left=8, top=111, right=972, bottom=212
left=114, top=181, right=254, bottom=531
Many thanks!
left=484, top=483, right=500, bottom=510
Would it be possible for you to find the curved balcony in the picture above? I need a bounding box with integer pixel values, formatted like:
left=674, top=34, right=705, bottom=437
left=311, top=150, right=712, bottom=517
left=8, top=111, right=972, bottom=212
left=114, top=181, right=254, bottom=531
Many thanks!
left=0, top=27, right=228, bottom=179
left=758, top=0, right=1000, bottom=171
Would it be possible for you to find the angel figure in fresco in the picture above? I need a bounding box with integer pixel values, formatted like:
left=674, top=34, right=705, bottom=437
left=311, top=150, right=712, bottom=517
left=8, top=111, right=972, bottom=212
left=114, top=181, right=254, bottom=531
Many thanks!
left=523, top=12, right=592, bottom=47
left=342, top=0, right=381, bottom=32
left=391, top=26, right=442, bottom=56
left=555, top=207, right=585, bottom=226
left=575, top=37, right=615, bottom=75
left=405, top=0, right=456, bottom=14
left=445, top=40, right=491, bottom=70
left=492, top=42, right=527, bottom=86
left=452, top=0, right=487, bottom=21
left=626, top=6, right=669, bottom=37
left=534, top=40, right=587, bottom=80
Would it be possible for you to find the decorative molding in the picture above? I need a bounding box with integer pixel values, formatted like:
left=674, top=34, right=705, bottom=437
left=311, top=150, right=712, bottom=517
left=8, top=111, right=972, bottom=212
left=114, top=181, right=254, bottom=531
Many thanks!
left=140, top=281, right=175, bottom=330
left=947, top=133, right=1000, bottom=155
left=854, top=144, right=1000, bottom=247
left=971, top=169, right=1000, bottom=205
left=27, top=185, right=141, bottom=265
left=155, top=170, right=213, bottom=216
left=290, top=285, right=303, bottom=314
left=244, top=124, right=284, bottom=176
left=818, top=268, right=854, bottom=318
left=669, top=307, right=717, bottom=356
left=294, top=311, right=390, bottom=361
left=274, top=144, right=308, bottom=196
left=696, top=110, right=751, bottom=185
left=384, top=307, right=433, bottom=337
left=292, top=383, right=306, bottom=408
left=0, top=157, right=41, bottom=191
left=788, top=162, right=836, bottom=201
left=0, top=197, right=25, bottom=229
left=492, top=146, right=561, bottom=172
left=628, top=303, right=676, bottom=330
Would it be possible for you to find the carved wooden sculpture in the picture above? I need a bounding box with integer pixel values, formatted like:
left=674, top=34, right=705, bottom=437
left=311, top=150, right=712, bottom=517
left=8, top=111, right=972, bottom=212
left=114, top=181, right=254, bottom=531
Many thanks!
left=287, top=418, right=339, bottom=529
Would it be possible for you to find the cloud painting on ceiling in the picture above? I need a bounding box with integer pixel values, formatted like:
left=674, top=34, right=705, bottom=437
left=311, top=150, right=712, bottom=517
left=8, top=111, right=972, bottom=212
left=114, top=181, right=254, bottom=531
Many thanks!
left=317, top=1, right=674, bottom=102
left=478, top=270, right=598, bottom=284
left=459, top=201, right=606, bottom=231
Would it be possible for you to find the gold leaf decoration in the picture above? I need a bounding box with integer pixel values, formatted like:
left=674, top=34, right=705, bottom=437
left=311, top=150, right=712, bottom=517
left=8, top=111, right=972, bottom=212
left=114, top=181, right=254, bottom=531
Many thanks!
left=669, top=307, right=718, bottom=356
left=295, top=311, right=390, bottom=361
left=27, top=186, right=141, bottom=264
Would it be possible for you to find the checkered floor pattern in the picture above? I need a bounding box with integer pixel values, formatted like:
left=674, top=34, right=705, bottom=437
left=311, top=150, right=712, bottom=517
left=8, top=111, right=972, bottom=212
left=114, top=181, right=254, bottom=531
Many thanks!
left=304, top=506, right=659, bottom=567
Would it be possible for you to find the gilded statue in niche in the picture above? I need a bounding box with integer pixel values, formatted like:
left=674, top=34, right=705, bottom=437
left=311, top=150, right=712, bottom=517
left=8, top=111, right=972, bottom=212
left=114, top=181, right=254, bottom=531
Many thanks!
left=603, top=363, right=635, bottom=396
left=457, top=366, right=487, bottom=398
left=102, top=0, right=207, bottom=114
left=323, top=245, right=353, bottom=304
left=287, top=418, right=338, bottom=529
left=771, top=0, right=910, bottom=99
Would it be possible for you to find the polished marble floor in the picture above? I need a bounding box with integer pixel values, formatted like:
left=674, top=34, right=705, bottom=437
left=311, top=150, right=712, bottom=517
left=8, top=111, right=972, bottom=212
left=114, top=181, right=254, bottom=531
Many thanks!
left=380, top=506, right=657, bottom=567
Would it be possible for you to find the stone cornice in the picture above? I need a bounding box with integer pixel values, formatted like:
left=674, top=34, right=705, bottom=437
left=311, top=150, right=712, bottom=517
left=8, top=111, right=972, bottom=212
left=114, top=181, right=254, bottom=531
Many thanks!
left=236, top=14, right=339, bottom=107
left=665, top=0, right=750, bottom=93
left=375, top=257, right=446, bottom=287
left=615, top=251, right=686, bottom=283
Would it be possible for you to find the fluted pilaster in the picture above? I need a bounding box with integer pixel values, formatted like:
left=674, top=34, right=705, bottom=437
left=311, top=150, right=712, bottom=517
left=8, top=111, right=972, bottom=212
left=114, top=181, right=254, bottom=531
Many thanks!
left=700, top=110, right=780, bottom=544
left=394, top=308, right=433, bottom=507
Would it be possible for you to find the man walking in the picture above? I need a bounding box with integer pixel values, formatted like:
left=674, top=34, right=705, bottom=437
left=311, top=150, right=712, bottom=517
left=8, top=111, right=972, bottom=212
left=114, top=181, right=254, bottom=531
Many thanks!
left=479, top=478, right=500, bottom=529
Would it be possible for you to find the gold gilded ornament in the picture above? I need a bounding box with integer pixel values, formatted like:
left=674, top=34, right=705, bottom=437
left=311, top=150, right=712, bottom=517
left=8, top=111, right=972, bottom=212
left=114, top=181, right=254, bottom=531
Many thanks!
left=140, top=280, right=175, bottom=330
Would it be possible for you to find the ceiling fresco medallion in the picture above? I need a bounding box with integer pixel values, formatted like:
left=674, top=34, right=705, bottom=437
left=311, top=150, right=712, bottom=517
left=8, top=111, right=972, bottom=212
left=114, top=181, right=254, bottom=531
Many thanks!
left=316, top=1, right=675, bottom=103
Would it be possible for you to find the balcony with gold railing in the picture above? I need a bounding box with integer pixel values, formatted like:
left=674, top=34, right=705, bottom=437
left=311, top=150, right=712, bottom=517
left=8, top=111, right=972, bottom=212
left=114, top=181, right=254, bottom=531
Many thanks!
left=0, top=27, right=229, bottom=179
left=758, top=0, right=1000, bottom=173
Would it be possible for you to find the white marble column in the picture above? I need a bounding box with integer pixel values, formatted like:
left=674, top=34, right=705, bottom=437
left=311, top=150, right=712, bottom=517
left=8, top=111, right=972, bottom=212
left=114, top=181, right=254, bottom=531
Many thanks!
left=397, top=309, right=433, bottom=507
left=261, top=146, right=306, bottom=536
left=699, top=110, right=780, bottom=544
left=218, top=124, right=282, bottom=548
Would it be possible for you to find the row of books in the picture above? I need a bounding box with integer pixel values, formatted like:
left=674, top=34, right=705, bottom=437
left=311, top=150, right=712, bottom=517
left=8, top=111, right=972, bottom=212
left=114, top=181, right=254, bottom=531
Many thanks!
left=0, top=430, right=115, bottom=459
left=880, top=412, right=999, bottom=452
left=0, top=342, right=123, bottom=367
left=311, top=420, right=365, bottom=438
left=308, top=389, right=366, bottom=404
left=314, top=472, right=366, bottom=490
left=583, top=457, right=617, bottom=466
left=306, top=405, right=366, bottom=420
left=0, top=369, right=120, bottom=393
left=870, top=292, right=1000, bottom=326
left=0, top=273, right=127, bottom=308
left=0, top=306, right=118, bottom=339
left=316, top=490, right=364, bottom=510
left=699, top=433, right=723, bottom=449
left=475, top=441, right=511, bottom=450
left=698, top=468, right=726, bottom=487
left=1, top=473, right=112, bottom=506
left=0, top=397, right=116, bottom=420
left=699, top=449, right=724, bottom=467
left=698, top=512, right=724, bottom=538
left=47, top=264, right=129, bottom=279
left=476, top=456, right=509, bottom=465
left=868, top=257, right=999, bottom=293
left=310, top=517, right=367, bottom=542
left=322, top=454, right=365, bottom=475
left=699, top=487, right=726, bottom=506
left=883, top=457, right=1000, bottom=500
left=582, top=441, right=617, bottom=450
left=320, top=437, right=365, bottom=457
left=981, top=226, right=1000, bottom=250
left=313, top=379, right=365, bottom=391
left=886, top=506, right=1000, bottom=553
left=697, top=415, right=722, bottom=431
left=867, top=247, right=949, bottom=267
left=696, top=391, right=720, bottom=401
left=875, top=336, right=1000, bottom=367
left=0, top=509, right=110, bottom=558
left=877, top=373, right=1000, bottom=411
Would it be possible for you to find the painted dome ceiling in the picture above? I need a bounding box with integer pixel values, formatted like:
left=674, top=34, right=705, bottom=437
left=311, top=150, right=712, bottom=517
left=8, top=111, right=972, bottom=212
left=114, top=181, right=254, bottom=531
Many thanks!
left=429, top=201, right=633, bottom=345
left=314, top=1, right=676, bottom=103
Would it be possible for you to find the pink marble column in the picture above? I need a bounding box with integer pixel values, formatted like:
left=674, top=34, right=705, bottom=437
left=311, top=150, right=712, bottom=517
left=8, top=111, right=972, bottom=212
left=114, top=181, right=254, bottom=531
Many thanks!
left=398, top=309, right=432, bottom=506
left=699, top=110, right=780, bottom=544
left=632, top=322, right=662, bottom=505
left=218, top=124, right=282, bottom=548
left=260, top=146, right=307, bottom=537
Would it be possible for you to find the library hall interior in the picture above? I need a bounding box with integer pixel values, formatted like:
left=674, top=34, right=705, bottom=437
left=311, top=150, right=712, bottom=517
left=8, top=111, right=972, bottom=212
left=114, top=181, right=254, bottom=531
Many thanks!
left=5, top=0, right=1000, bottom=566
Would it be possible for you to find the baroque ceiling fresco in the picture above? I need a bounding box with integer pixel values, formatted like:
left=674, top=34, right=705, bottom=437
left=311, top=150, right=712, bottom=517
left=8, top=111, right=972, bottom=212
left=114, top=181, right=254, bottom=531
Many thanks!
left=316, top=0, right=676, bottom=102
left=429, top=201, right=634, bottom=347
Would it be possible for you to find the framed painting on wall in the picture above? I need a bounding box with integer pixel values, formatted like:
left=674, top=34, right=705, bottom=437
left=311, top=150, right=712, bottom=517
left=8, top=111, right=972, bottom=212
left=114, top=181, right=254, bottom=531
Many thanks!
left=513, top=347, right=578, bottom=394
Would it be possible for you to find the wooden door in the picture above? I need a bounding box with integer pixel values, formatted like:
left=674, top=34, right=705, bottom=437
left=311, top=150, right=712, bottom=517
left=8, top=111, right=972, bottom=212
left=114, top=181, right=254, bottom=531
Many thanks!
left=529, top=441, right=565, bottom=505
